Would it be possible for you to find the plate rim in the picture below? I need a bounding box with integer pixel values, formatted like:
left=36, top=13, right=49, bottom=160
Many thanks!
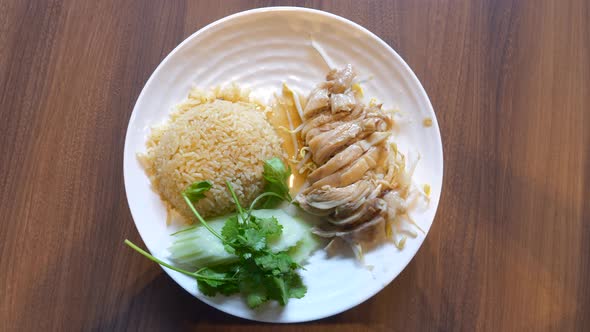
left=123, top=6, right=444, bottom=323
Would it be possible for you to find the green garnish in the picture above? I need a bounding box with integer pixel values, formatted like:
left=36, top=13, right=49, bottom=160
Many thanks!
left=124, top=239, right=237, bottom=283
left=182, top=180, right=212, bottom=202
left=259, top=157, right=292, bottom=208
left=126, top=158, right=306, bottom=308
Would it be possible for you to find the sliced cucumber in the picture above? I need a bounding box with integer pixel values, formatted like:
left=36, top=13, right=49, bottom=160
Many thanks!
left=288, top=231, right=319, bottom=264
left=168, top=216, right=237, bottom=268
left=168, top=209, right=318, bottom=269
left=250, top=209, right=311, bottom=253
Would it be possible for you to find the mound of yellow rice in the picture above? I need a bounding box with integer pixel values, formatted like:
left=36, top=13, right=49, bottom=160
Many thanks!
left=139, top=86, right=284, bottom=224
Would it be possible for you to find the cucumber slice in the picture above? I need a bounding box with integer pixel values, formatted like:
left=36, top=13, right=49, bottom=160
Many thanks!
left=288, top=231, right=319, bottom=264
left=168, top=209, right=318, bottom=269
left=168, top=216, right=237, bottom=268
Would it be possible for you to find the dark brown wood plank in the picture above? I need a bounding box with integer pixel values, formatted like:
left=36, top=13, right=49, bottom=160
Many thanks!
left=0, top=0, right=588, bottom=331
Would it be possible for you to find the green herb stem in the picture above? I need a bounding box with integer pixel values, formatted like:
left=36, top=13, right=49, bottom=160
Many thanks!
left=182, top=194, right=225, bottom=242
left=170, top=225, right=197, bottom=236
left=124, top=239, right=235, bottom=282
left=225, top=181, right=245, bottom=221
left=127, top=158, right=305, bottom=308
left=248, top=192, right=287, bottom=211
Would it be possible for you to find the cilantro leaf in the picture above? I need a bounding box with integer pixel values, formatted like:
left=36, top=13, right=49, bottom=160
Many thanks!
left=198, top=268, right=230, bottom=287
left=243, top=228, right=266, bottom=251
left=254, top=252, right=293, bottom=275
left=253, top=253, right=276, bottom=272
left=263, top=158, right=290, bottom=183
left=269, top=276, right=289, bottom=305
left=129, top=158, right=309, bottom=310
left=239, top=262, right=268, bottom=308
left=260, top=158, right=292, bottom=208
left=273, top=252, right=296, bottom=273
left=255, top=216, right=283, bottom=240
left=221, top=216, right=240, bottom=242
left=196, top=265, right=240, bottom=296
left=246, top=291, right=267, bottom=308
left=197, top=280, right=218, bottom=297
left=182, top=181, right=212, bottom=202
left=285, top=273, right=307, bottom=299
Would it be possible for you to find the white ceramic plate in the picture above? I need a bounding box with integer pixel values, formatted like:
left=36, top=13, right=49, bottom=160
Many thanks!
left=124, top=7, right=443, bottom=323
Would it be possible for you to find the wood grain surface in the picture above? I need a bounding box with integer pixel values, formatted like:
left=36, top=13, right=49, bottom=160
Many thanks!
left=1, top=0, right=588, bottom=331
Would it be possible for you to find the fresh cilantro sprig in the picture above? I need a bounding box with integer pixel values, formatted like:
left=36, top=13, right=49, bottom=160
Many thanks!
left=123, top=239, right=238, bottom=285
left=258, top=157, right=292, bottom=209
left=125, top=158, right=306, bottom=308
left=184, top=180, right=305, bottom=307
left=183, top=181, right=212, bottom=202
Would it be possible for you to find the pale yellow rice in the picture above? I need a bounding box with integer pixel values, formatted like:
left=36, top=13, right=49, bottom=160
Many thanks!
left=139, top=86, right=284, bottom=224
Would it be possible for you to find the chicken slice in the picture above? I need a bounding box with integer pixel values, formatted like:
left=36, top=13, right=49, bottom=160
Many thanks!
left=312, top=215, right=385, bottom=238
left=308, top=122, right=364, bottom=165
left=303, top=105, right=365, bottom=142
left=330, top=91, right=356, bottom=113
left=308, top=132, right=390, bottom=183
left=311, top=147, right=382, bottom=189
left=326, top=64, right=355, bottom=93
left=295, top=64, right=410, bottom=242
left=330, top=182, right=383, bottom=221
left=301, top=111, right=349, bottom=139
left=302, top=87, right=329, bottom=119
left=295, top=181, right=373, bottom=216
left=328, top=196, right=383, bottom=226
left=308, top=115, right=391, bottom=166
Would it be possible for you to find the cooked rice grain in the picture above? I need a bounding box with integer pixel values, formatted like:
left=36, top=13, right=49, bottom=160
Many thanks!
left=139, top=96, right=284, bottom=223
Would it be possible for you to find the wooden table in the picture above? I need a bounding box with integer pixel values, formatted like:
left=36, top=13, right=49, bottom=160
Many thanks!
left=1, top=1, right=588, bottom=331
